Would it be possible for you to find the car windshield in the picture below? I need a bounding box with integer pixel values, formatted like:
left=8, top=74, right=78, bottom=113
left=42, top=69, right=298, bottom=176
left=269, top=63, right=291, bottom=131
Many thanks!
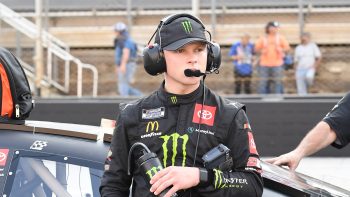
left=6, top=156, right=103, bottom=197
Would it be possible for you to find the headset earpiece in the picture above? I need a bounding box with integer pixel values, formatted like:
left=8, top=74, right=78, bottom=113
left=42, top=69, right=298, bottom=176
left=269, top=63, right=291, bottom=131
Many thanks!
left=143, top=43, right=166, bottom=76
left=206, top=42, right=221, bottom=73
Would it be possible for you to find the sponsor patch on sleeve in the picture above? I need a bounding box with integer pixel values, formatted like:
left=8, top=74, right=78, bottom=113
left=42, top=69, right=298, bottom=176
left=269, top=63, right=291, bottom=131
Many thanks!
left=142, top=107, right=165, bottom=120
left=247, top=157, right=261, bottom=169
left=248, top=132, right=259, bottom=155
left=244, top=122, right=251, bottom=130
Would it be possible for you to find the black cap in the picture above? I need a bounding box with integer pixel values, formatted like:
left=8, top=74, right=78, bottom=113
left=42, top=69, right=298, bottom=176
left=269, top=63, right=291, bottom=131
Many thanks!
left=155, top=16, right=208, bottom=50
left=266, top=21, right=280, bottom=28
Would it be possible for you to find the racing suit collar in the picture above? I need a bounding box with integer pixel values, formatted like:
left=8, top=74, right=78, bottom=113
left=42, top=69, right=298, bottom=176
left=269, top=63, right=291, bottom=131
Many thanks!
left=157, top=81, right=204, bottom=106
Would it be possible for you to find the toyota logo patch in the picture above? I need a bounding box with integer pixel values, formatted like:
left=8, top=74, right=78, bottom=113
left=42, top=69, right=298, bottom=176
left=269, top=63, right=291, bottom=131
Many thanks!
left=197, top=110, right=212, bottom=120
left=192, top=103, right=216, bottom=126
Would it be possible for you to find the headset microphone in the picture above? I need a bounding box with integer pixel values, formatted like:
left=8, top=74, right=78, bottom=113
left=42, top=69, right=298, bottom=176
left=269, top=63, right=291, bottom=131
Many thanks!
left=184, top=69, right=206, bottom=77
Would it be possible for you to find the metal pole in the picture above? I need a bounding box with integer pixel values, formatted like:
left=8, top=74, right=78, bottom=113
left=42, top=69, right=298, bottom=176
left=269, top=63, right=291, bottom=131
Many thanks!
left=77, top=61, right=82, bottom=98
left=192, top=0, right=199, bottom=17
left=44, top=0, right=52, bottom=84
left=298, top=0, right=304, bottom=36
left=26, top=158, right=72, bottom=197
left=56, top=163, right=68, bottom=189
left=15, top=31, right=22, bottom=57
left=35, top=0, right=44, bottom=97
left=211, top=0, right=217, bottom=40
left=126, top=0, right=132, bottom=32
left=44, top=0, right=49, bottom=31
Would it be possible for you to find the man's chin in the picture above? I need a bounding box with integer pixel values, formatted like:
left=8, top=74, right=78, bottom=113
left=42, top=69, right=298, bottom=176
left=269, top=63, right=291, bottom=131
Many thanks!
left=183, top=78, right=201, bottom=85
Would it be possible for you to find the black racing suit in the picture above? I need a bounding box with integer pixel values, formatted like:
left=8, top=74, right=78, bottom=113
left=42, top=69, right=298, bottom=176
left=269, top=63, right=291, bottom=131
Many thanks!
left=323, top=92, right=350, bottom=148
left=100, top=82, right=263, bottom=196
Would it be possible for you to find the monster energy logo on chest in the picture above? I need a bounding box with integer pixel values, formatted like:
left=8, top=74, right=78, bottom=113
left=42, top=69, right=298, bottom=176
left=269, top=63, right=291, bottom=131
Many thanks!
left=160, top=133, right=189, bottom=167
left=181, top=20, right=193, bottom=34
left=170, top=96, right=177, bottom=104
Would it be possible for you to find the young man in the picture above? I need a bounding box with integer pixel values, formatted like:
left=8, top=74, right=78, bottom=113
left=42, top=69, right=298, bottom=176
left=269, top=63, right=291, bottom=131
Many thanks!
left=255, top=21, right=290, bottom=94
left=294, top=32, right=322, bottom=95
left=267, top=92, right=350, bottom=170
left=114, top=22, right=142, bottom=96
left=229, top=34, right=254, bottom=94
left=100, top=14, right=263, bottom=197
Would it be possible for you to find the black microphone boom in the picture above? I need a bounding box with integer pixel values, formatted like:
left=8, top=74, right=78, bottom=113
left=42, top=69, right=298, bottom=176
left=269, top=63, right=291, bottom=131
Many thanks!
left=184, top=69, right=206, bottom=77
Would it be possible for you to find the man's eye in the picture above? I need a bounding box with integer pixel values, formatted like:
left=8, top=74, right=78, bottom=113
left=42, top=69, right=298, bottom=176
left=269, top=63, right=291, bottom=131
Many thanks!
left=176, top=48, right=185, bottom=53
left=196, top=47, right=205, bottom=52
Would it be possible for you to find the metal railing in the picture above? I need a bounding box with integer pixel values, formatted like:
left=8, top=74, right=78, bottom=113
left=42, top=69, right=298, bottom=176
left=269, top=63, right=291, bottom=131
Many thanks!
left=0, top=3, right=98, bottom=97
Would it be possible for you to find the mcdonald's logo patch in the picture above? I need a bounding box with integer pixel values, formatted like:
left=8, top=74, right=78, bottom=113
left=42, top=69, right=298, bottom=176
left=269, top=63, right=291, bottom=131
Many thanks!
left=146, top=121, right=159, bottom=132
left=141, top=121, right=162, bottom=139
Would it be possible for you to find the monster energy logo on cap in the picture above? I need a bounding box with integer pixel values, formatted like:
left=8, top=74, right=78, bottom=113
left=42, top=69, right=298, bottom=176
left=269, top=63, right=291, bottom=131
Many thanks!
left=160, top=133, right=188, bottom=167
left=181, top=20, right=193, bottom=34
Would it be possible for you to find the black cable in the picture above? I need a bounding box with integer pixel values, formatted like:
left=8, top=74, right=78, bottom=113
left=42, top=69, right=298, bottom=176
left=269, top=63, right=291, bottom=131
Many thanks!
left=192, top=76, right=207, bottom=167
left=190, top=76, right=207, bottom=197
left=127, top=142, right=152, bottom=175
left=147, top=23, right=163, bottom=45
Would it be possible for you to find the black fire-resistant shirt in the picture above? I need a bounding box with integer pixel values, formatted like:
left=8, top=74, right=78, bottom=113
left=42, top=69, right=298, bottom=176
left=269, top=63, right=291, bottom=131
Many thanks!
left=100, top=82, right=263, bottom=197
left=323, top=92, right=350, bottom=149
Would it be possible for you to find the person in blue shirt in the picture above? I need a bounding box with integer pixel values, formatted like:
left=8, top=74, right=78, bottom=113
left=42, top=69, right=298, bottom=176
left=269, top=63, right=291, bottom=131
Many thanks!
left=229, top=34, right=255, bottom=94
left=114, top=22, right=142, bottom=96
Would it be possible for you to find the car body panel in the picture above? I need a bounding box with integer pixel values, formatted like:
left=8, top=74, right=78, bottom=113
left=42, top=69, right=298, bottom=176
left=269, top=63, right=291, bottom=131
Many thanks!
left=0, top=121, right=349, bottom=197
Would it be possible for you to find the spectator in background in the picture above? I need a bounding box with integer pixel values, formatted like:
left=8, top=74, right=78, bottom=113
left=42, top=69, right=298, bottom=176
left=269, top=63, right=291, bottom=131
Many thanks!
left=114, top=22, right=142, bottom=96
left=229, top=34, right=254, bottom=94
left=255, top=21, right=290, bottom=94
left=294, top=32, right=322, bottom=95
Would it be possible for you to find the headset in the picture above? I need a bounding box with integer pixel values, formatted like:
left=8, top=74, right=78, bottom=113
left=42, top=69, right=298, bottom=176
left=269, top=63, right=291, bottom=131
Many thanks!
left=143, top=13, right=221, bottom=76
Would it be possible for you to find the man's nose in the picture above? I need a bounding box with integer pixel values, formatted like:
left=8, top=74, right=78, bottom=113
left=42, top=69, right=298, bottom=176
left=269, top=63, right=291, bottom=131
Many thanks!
left=188, top=52, right=199, bottom=64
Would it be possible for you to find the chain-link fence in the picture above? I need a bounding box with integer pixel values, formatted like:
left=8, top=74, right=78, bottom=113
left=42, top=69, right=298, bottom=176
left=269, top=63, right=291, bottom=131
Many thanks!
left=1, top=0, right=350, bottom=97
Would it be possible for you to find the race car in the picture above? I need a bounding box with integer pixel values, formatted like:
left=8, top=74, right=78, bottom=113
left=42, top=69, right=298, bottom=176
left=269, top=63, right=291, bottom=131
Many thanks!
left=0, top=121, right=349, bottom=197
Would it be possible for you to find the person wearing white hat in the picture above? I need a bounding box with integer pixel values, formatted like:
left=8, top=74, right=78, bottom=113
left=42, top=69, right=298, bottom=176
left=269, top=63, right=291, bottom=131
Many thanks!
left=114, top=22, right=142, bottom=96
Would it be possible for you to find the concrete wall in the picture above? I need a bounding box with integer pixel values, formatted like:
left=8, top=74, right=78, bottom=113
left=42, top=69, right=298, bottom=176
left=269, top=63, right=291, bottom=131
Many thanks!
left=28, top=97, right=350, bottom=157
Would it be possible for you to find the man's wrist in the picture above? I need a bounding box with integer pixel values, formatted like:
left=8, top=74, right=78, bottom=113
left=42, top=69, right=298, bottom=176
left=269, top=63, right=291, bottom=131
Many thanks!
left=198, top=168, right=213, bottom=187
left=294, top=148, right=306, bottom=159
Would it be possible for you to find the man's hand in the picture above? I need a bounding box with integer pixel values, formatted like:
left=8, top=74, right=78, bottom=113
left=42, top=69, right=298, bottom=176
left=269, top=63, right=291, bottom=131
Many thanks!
left=118, top=64, right=126, bottom=74
left=234, top=55, right=244, bottom=61
left=115, top=66, right=119, bottom=75
left=149, top=166, right=200, bottom=197
left=265, top=150, right=302, bottom=171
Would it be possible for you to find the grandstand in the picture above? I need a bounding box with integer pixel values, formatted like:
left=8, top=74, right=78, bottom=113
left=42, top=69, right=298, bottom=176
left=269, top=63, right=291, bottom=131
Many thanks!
left=0, top=0, right=350, bottom=96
